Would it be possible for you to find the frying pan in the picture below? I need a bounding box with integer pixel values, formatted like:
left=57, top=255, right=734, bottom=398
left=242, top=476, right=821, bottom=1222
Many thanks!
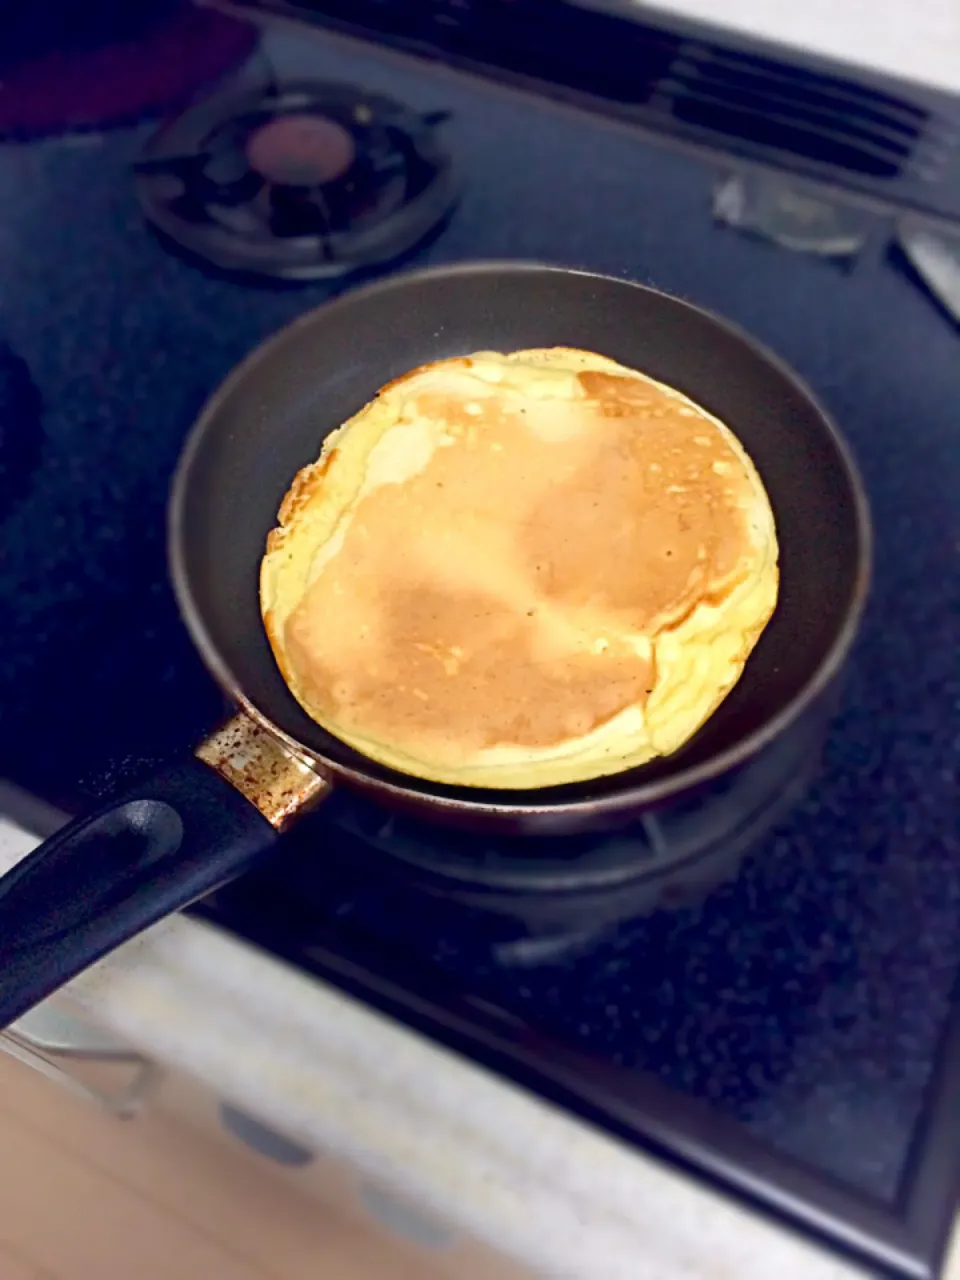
left=0, top=262, right=870, bottom=1028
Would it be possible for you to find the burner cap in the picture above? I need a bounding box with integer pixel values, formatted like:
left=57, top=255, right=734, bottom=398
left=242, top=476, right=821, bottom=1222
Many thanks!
left=134, top=81, right=458, bottom=282
left=245, top=113, right=356, bottom=186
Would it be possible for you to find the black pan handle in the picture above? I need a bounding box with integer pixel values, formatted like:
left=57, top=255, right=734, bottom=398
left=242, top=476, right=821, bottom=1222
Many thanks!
left=0, top=722, right=328, bottom=1030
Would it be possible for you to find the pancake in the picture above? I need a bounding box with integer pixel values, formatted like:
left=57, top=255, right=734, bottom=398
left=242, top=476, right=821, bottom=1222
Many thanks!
left=259, top=348, right=779, bottom=788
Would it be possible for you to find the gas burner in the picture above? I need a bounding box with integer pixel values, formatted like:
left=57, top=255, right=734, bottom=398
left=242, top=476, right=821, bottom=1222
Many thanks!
left=329, top=700, right=832, bottom=943
left=134, top=80, right=458, bottom=281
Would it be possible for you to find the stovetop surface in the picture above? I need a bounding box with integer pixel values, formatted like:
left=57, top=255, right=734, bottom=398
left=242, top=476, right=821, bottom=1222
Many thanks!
left=0, top=16, right=958, bottom=1272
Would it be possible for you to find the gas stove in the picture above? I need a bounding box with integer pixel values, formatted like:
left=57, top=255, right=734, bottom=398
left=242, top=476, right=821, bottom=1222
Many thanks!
left=0, top=9, right=958, bottom=1278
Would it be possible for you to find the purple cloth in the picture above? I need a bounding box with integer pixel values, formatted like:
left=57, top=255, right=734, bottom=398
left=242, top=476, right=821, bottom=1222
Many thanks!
left=0, top=2, right=257, bottom=138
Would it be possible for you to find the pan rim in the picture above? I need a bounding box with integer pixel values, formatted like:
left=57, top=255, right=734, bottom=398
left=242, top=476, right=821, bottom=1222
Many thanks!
left=168, top=259, right=873, bottom=817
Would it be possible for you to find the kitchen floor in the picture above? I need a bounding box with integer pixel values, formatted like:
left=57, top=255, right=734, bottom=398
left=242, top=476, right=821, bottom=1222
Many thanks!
left=0, top=1049, right=465, bottom=1280
left=4, top=1003, right=960, bottom=1280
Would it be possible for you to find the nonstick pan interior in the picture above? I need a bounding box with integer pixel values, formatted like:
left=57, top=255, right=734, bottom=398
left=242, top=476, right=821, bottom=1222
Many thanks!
left=170, top=262, right=870, bottom=815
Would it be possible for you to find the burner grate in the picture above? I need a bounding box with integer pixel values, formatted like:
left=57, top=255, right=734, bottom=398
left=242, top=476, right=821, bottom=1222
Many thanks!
left=134, top=80, right=458, bottom=280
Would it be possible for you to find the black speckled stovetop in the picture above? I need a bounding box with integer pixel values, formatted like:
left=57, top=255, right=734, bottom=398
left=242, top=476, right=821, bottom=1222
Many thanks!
left=0, top=23, right=958, bottom=1212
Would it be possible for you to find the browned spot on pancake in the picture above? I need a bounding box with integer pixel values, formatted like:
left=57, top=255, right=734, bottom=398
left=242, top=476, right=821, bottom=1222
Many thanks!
left=286, top=580, right=653, bottom=757
left=517, top=372, right=752, bottom=628
left=316, top=446, right=339, bottom=476
left=275, top=448, right=340, bottom=530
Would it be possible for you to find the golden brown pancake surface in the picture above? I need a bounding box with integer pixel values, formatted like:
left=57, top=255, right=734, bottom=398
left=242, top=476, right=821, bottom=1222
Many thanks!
left=260, top=348, right=779, bottom=787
